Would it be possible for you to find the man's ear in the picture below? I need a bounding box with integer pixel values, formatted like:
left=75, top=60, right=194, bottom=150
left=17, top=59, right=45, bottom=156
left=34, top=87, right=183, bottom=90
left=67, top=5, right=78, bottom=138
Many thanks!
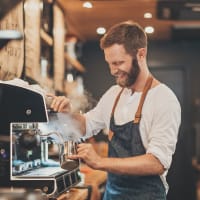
left=137, top=48, right=146, bottom=60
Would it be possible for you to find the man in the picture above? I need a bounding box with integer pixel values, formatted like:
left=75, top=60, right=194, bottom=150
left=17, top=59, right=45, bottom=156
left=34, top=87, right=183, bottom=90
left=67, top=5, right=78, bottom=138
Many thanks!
left=51, top=21, right=181, bottom=200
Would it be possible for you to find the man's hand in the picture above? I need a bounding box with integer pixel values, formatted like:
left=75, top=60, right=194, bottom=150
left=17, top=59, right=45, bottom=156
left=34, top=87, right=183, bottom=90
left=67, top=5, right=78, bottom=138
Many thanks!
left=47, top=94, right=72, bottom=113
left=68, top=143, right=102, bottom=169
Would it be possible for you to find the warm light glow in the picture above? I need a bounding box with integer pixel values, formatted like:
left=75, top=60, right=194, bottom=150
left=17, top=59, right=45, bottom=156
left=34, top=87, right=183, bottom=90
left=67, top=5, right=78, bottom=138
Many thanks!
left=83, top=2, right=93, bottom=8
left=66, top=73, right=74, bottom=82
left=96, top=27, right=106, bottom=35
left=144, top=26, right=154, bottom=34
left=24, top=0, right=40, bottom=11
left=41, top=58, right=48, bottom=78
left=192, top=7, right=200, bottom=12
left=144, top=12, right=152, bottom=19
left=40, top=1, right=43, bottom=10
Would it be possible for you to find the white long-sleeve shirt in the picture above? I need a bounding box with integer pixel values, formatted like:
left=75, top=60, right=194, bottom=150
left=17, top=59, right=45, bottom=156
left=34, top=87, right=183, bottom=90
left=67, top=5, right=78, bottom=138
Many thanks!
left=84, top=83, right=181, bottom=191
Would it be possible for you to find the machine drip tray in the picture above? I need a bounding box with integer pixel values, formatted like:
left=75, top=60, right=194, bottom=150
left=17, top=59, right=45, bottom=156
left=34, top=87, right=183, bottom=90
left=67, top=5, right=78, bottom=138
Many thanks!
left=11, top=167, right=81, bottom=198
left=16, top=166, right=67, bottom=177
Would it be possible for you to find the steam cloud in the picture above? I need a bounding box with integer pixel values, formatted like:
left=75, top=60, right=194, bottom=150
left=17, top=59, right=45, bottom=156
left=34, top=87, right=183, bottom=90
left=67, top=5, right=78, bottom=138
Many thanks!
left=40, top=90, right=97, bottom=143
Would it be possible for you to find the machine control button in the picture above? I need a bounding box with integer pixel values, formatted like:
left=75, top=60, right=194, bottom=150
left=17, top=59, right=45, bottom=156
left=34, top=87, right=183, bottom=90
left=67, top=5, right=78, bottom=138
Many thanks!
left=26, top=109, right=32, bottom=115
left=42, top=186, right=49, bottom=193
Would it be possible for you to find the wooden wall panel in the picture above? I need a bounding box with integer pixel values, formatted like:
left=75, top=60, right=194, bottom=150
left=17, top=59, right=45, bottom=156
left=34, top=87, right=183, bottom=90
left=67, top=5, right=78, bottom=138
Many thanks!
left=53, top=3, right=65, bottom=92
left=0, top=2, right=24, bottom=80
left=24, top=0, right=41, bottom=81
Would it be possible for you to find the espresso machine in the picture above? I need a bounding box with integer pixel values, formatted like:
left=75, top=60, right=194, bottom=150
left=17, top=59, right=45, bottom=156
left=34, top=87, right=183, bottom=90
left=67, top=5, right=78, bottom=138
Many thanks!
left=0, top=82, right=81, bottom=199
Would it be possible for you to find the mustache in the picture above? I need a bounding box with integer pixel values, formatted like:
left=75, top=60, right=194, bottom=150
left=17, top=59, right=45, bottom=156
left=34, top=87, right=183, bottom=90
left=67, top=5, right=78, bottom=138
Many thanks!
left=113, top=58, right=139, bottom=77
left=114, top=69, right=128, bottom=77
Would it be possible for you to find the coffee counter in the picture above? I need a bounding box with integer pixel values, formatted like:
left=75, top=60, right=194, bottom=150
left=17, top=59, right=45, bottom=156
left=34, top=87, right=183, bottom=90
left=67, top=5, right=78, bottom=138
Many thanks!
left=57, top=188, right=88, bottom=200
left=0, top=187, right=88, bottom=200
left=80, top=164, right=107, bottom=200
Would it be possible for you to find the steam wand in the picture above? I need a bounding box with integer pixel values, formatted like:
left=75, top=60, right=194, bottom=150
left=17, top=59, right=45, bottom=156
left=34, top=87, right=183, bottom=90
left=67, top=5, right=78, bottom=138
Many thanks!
left=37, top=131, right=65, bottom=167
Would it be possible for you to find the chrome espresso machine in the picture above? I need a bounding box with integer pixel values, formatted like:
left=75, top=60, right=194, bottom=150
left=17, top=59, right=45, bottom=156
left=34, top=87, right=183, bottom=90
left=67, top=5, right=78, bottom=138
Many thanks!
left=0, top=82, right=81, bottom=199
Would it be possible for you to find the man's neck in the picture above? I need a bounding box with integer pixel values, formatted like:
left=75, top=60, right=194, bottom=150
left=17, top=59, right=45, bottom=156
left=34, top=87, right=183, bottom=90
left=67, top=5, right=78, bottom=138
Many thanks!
left=130, top=70, right=150, bottom=92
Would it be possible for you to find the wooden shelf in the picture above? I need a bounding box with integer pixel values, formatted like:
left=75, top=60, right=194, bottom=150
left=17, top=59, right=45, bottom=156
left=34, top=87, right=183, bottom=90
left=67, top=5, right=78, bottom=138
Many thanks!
left=40, top=28, right=53, bottom=46
left=64, top=52, right=86, bottom=73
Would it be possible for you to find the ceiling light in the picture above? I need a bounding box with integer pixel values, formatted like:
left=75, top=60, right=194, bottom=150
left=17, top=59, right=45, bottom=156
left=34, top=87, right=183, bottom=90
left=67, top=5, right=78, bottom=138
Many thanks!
left=96, top=27, right=106, bottom=35
left=144, top=12, right=152, bottom=19
left=83, top=2, right=93, bottom=8
left=144, top=26, right=154, bottom=34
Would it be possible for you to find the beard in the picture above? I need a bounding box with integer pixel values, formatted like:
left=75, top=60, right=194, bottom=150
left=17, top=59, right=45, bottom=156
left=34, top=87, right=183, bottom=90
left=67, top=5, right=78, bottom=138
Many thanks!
left=115, top=58, right=140, bottom=88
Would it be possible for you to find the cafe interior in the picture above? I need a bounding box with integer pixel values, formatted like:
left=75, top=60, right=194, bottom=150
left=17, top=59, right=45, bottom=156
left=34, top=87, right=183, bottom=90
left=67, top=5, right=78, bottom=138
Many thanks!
left=0, top=0, right=200, bottom=199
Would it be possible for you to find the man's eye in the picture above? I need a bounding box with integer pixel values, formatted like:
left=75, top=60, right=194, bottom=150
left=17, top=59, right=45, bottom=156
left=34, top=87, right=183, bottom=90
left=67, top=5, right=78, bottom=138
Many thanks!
left=113, top=61, right=123, bottom=66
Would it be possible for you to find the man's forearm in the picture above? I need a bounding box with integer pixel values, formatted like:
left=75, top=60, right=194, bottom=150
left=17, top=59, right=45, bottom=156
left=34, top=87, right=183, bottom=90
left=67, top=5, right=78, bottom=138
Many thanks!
left=96, top=153, right=165, bottom=176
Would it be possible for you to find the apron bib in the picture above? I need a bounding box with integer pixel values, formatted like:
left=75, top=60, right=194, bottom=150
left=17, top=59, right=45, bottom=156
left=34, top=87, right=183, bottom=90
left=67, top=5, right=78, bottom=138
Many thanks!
left=103, top=75, right=166, bottom=200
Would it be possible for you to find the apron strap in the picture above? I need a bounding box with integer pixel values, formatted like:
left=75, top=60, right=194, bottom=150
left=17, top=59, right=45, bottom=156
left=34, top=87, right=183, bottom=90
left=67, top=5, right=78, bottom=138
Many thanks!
left=134, top=75, right=153, bottom=123
left=108, top=75, right=153, bottom=140
left=109, top=87, right=124, bottom=141
left=111, top=87, right=124, bottom=117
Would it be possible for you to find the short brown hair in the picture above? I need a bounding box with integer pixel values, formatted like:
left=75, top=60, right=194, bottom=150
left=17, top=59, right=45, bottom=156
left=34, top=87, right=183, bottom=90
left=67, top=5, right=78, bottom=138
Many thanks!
left=100, top=21, right=147, bottom=56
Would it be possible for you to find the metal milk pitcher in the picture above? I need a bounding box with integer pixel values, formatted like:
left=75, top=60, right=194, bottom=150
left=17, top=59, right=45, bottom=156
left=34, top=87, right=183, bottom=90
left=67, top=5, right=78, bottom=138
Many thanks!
left=59, top=141, right=79, bottom=171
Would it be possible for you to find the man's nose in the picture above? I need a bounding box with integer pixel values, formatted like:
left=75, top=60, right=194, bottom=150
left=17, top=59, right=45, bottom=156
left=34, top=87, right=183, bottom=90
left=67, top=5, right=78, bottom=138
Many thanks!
left=110, top=68, right=118, bottom=75
left=110, top=67, right=118, bottom=75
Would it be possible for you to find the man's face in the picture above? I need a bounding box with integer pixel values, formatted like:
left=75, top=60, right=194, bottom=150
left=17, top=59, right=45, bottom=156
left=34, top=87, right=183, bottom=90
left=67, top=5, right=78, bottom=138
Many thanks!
left=114, top=58, right=140, bottom=87
left=104, top=44, right=140, bottom=88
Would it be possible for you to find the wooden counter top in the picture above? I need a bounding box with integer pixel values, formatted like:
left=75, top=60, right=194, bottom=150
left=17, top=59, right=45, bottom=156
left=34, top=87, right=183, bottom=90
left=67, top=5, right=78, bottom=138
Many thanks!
left=80, top=164, right=107, bottom=200
left=57, top=188, right=88, bottom=200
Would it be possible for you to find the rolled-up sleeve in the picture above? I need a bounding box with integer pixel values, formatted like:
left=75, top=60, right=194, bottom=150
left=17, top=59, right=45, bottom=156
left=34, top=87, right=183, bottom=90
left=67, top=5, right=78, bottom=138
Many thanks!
left=84, top=107, right=106, bottom=138
left=146, top=99, right=181, bottom=170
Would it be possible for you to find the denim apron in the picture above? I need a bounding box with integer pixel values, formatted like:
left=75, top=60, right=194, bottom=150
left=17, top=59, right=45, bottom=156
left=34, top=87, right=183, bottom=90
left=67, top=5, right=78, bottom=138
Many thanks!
left=103, top=76, right=166, bottom=200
